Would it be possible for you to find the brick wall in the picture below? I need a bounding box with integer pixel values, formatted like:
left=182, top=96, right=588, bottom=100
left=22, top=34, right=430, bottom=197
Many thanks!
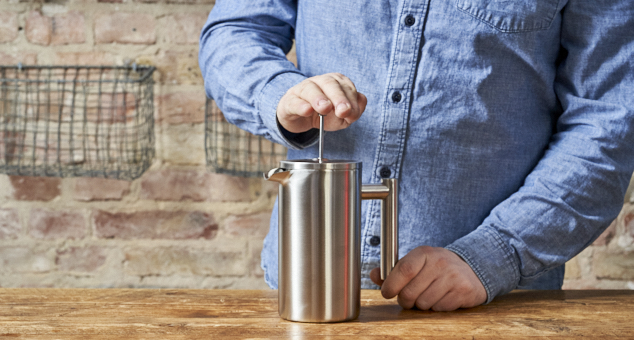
left=0, top=0, right=275, bottom=289
left=564, top=184, right=634, bottom=290
left=0, top=0, right=633, bottom=291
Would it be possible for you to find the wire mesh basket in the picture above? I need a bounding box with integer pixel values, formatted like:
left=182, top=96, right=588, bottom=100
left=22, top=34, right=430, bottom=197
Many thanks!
left=0, top=65, right=155, bottom=180
left=205, top=98, right=287, bottom=177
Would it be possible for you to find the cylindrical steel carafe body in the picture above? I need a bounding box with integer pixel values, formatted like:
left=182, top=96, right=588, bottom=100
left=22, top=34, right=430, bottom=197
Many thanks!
left=278, top=160, right=361, bottom=323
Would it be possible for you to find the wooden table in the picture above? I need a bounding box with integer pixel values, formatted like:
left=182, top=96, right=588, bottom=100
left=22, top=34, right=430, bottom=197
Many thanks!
left=0, top=289, right=632, bottom=339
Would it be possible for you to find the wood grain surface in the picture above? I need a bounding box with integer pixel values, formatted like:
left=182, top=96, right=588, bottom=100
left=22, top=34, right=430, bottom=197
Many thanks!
left=0, top=289, right=632, bottom=339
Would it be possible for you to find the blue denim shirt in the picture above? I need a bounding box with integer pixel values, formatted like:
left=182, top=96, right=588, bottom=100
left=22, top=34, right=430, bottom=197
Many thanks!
left=199, top=0, right=634, bottom=303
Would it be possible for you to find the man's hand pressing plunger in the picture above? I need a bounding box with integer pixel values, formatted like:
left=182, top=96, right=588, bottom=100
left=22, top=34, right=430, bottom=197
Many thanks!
left=370, top=246, right=487, bottom=312
left=277, top=73, right=367, bottom=133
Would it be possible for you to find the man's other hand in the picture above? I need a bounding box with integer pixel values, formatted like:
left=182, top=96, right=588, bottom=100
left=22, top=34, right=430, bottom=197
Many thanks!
left=370, top=246, right=487, bottom=312
left=276, top=73, right=367, bottom=133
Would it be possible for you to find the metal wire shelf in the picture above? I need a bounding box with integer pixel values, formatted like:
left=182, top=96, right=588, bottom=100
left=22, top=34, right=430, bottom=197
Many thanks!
left=205, top=98, right=287, bottom=178
left=0, top=65, right=155, bottom=180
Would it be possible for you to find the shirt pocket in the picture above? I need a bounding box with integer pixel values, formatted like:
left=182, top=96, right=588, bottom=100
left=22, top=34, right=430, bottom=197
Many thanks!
left=456, top=0, right=560, bottom=33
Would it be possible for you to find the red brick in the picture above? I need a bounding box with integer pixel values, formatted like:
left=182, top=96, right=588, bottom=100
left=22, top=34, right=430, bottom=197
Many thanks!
left=162, top=13, right=208, bottom=45
left=0, top=208, right=20, bottom=239
left=223, top=211, right=271, bottom=237
left=54, top=51, right=115, bottom=65
left=0, top=52, right=37, bottom=65
left=10, top=176, right=61, bottom=201
left=0, top=11, right=19, bottom=43
left=50, top=11, right=85, bottom=45
left=73, top=177, right=131, bottom=201
left=124, top=246, right=245, bottom=276
left=158, top=91, right=206, bottom=124
left=593, top=219, right=616, bottom=246
left=94, top=210, right=218, bottom=239
left=25, top=11, right=52, bottom=46
left=95, top=12, right=156, bottom=44
left=28, top=209, right=86, bottom=239
left=140, top=168, right=251, bottom=202
left=56, top=246, right=107, bottom=272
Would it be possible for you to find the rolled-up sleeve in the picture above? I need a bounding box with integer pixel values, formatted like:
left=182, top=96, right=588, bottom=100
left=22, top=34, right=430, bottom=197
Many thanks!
left=199, top=0, right=315, bottom=149
left=446, top=0, right=634, bottom=303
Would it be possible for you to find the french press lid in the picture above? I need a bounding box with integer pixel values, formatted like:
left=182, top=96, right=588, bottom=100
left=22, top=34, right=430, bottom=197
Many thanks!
left=280, top=159, right=361, bottom=170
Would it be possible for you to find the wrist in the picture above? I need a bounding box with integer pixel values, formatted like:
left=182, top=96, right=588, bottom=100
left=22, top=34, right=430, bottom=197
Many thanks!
left=256, top=72, right=307, bottom=149
left=276, top=116, right=319, bottom=149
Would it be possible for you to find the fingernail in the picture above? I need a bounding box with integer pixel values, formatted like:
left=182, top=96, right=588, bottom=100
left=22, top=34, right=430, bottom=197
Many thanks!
left=336, top=103, right=350, bottom=114
left=318, top=99, right=330, bottom=108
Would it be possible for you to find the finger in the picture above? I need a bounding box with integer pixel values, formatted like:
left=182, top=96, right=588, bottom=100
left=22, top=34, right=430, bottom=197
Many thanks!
left=430, top=290, right=465, bottom=312
left=369, top=268, right=384, bottom=287
left=381, top=247, right=428, bottom=299
left=343, top=91, right=367, bottom=125
left=277, top=94, right=315, bottom=133
left=414, top=277, right=451, bottom=311
left=323, top=113, right=352, bottom=131
left=394, top=269, right=437, bottom=309
left=295, top=80, right=333, bottom=115
left=283, top=94, right=313, bottom=118
left=329, top=73, right=360, bottom=118
left=314, top=75, right=353, bottom=119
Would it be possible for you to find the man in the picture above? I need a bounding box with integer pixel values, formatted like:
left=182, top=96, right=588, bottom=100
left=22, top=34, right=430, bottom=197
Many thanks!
left=199, top=1, right=634, bottom=311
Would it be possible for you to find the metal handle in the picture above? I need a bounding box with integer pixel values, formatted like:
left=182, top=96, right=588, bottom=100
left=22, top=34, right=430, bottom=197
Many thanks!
left=361, top=178, right=398, bottom=280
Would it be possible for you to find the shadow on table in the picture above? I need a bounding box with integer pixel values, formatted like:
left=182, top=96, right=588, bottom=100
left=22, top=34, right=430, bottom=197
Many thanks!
left=495, top=289, right=634, bottom=303
left=356, top=290, right=634, bottom=323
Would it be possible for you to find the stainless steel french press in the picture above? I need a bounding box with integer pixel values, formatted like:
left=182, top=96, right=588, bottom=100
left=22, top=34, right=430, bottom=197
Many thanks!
left=265, top=116, right=398, bottom=323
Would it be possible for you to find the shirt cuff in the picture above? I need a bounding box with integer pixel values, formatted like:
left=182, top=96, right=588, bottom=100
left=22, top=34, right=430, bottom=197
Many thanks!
left=445, top=226, right=521, bottom=304
left=257, top=72, right=319, bottom=150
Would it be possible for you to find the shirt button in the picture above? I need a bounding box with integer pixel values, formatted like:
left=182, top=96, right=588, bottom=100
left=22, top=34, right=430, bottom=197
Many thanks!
left=391, top=91, right=402, bottom=103
left=404, top=15, right=416, bottom=27
left=380, top=166, right=391, bottom=178
left=369, top=236, right=380, bottom=246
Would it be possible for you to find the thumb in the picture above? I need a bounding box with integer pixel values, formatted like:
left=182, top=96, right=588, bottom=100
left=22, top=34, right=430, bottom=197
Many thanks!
left=369, top=267, right=384, bottom=287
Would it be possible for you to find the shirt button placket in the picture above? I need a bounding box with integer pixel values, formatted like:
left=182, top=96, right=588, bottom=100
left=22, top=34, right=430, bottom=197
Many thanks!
left=364, top=1, right=429, bottom=272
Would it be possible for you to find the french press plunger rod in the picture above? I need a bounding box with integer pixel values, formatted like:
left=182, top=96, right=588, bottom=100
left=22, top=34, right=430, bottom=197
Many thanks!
left=318, top=114, right=325, bottom=163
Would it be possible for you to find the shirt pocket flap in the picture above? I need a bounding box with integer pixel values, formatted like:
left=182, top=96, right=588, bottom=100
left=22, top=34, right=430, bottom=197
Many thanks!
left=456, top=0, right=560, bottom=33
